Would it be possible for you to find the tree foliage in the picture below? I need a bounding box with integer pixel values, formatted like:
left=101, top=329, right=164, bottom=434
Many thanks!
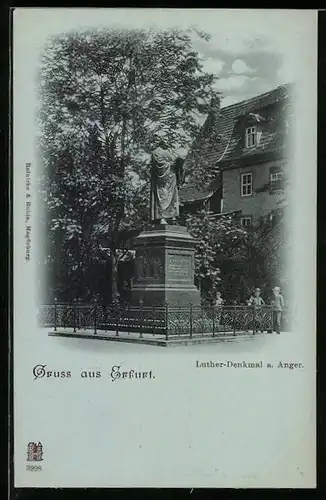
left=185, top=210, right=250, bottom=302
left=185, top=209, right=286, bottom=304
left=38, top=27, right=219, bottom=301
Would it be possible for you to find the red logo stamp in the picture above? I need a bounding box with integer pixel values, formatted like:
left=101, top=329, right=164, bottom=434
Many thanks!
left=27, top=442, right=43, bottom=462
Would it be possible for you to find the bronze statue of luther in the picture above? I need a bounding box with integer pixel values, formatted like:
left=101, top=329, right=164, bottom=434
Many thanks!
left=150, top=138, right=185, bottom=225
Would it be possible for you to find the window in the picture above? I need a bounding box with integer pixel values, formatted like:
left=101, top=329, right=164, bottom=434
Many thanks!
left=240, top=216, right=252, bottom=228
left=270, top=169, right=284, bottom=191
left=270, top=172, right=282, bottom=182
left=269, top=212, right=278, bottom=226
left=245, top=126, right=257, bottom=148
left=204, top=199, right=210, bottom=211
left=241, top=172, right=253, bottom=197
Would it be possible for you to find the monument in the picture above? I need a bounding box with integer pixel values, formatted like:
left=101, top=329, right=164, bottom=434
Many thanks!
left=130, top=139, right=201, bottom=307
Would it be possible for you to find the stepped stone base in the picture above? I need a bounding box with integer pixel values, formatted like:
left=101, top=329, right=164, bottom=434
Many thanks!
left=130, top=224, right=201, bottom=307
left=130, top=285, right=201, bottom=308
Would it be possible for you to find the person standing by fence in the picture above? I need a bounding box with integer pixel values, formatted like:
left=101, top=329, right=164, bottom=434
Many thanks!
left=248, top=288, right=265, bottom=332
left=248, top=287, right=265, bottom=307
left=214, top=292, right=225, bottom=328
left=270, top=286, right=284, bottom=334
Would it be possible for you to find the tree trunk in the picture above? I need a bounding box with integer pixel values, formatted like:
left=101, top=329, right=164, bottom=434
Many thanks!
left=111, top=249, right=119, bottom=302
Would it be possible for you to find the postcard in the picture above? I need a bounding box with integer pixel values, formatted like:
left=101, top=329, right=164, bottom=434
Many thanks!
left=12, top=8, right=317, bottom=488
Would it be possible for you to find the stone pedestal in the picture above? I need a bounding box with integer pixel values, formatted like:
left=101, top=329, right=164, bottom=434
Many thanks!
left=130, top=224, right=201, bottom=307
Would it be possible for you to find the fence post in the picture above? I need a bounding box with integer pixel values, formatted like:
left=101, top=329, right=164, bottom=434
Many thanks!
left=116, top=302, right=120, bottom=337
left=94, top=298, right=97, bottom=335
left=139, top=299, right=143, bottom=339
left=270, top=306, right=273, bottom=333
left=77, top=298, right=81, bottom=330
left=128, top=303, right=131, bottom=335
left=73, top=298, right=77, bottom=333
left=212, top=306, right=215, bottom=337
left=165, top=302, right=169, bottom=341
left=201, top=305, right=204, bottom=336
left=189, top=302, right=193, bottom=339
left=233, top=305, right=236, bottom=336
left=53, top=297, right=58, bottom=332
left=152, top=305, right=156, bottom=336
left=64, top=303, right=67, bottom=330
left=177, top=306, right=181, bottom=337
left=102, top=304, right=107, bottom=333
left=253, top=306, right=256, bottom=335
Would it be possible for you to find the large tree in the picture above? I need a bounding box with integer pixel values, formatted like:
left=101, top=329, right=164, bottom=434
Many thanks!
left=38, top=27, right=219, bottom=301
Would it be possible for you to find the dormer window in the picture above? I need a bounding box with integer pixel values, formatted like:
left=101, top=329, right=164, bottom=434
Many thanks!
left=245, top=126, right=257, bottom=148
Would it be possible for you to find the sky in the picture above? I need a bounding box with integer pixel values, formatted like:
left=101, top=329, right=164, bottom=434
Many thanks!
left=13, top=9, right=314, bottom=160
left=192, top=31, right=293, bottom=108
left=14, top=9, right=303, bottom=113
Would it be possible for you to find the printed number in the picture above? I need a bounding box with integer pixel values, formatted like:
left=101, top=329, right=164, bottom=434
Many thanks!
left=26, top=464, right=42, bottom=471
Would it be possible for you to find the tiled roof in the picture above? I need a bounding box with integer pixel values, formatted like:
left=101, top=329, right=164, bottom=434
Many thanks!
left=179, top=173, right=221, bottom=204
left=184, top=83, right=293, bottom=175
left=179, top=184, right=213, bottom=203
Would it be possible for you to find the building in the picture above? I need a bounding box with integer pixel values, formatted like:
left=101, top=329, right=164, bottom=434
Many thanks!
left=180, top=83, right=293, bottom=227
left=179, top=175, right=222, bottom=215
left=179, top=83, right=293, bottom=295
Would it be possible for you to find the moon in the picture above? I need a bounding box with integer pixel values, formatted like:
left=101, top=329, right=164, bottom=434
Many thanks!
left=232, top=59, right=248, bottom=75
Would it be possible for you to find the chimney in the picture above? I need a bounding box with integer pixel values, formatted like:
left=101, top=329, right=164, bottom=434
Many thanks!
left=207, top=94, right=221, bottom=128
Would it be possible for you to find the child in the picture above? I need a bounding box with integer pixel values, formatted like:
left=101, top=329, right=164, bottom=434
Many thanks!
left=248, top=288, right=265, bottom=332
left=248, top=287, right=265, bottom=307
left=270, top=286, right=284, bottom=334
left=214, top=292, right=225, bottom=328
left=215, top=291, right=225, bottom=307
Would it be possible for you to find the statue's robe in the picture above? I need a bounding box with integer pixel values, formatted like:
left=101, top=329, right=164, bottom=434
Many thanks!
left=150, top=146, right=179, bottom=221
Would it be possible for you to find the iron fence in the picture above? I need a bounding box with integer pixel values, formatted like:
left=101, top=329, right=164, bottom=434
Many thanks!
left=38, top=301, right=291, bottom=339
